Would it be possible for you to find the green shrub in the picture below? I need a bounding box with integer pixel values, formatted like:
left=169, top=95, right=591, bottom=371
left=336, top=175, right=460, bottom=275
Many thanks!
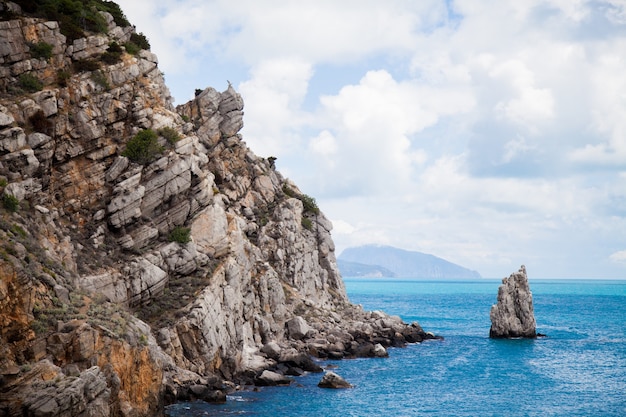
left=282, top=183, right=297, bottom=198
left=90, top=70, right=110, bottom=90
left=2, top=194, right=19, bottom=212
left=122, top=129, right=163, bottom=164
left=96, top=0, right=130, bottom=27
left=18, top=73, right=43, bottom=92
left=29, top=110, right=51, bottom=134
left=300, top=194, right=320, bottom=215
left=130, top=32, right=150, bottom=50
left=0, top=178, right=7, bottom=188
left=57, top=15, right=85, bottom=42
left=157, top=126, right=181, bottom=145
left=9, top=224, right=27, bottom=238
left=123, top=41, right=140, bottom=56
left=301, top=217, right=313, bottom=230
left=101, top=41, right=123, bottom=64
left=56, top=69, right=71, bottom=87
left=168, top=226, right=191, bottom=244
left=28, top=41, right=53, bottom=60
left=282, top=184, right=320, bottom=215
left=14, top=0, right=116, bottom=42
left=73, top=59, right=100, bottom=72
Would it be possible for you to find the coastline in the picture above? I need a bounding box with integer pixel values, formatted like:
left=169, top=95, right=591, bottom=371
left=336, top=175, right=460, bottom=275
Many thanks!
left=166, top=279, right=626, bottom=416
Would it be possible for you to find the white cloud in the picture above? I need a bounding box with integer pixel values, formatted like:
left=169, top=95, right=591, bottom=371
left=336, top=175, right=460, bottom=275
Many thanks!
left=609, top=250, right=626, bottom=264
left=309, top=130, right=338, bottom=158
left=115, top=0, right=626, bottom=278
left=238, top=58, right=313, bottom=157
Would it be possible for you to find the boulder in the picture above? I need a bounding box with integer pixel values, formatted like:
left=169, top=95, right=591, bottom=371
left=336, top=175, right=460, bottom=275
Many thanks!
left=489, top=265, right=537, bottom=338
left=286, top=316, right=311, bottom=340
left=260, top=341, right=281, bottom=359
left=254, top=370, right=293, bottom=386
left=187, top=384, right=225, bottom=403
left=318, top=371, right=352, bottom=389
left=372, top=343, right=388, bottom=357
left=278, top=349, right=323, bottom=373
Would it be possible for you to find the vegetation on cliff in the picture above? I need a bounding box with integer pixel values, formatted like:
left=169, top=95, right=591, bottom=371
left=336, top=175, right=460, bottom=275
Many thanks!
left=9, top=0, right=130, bottom=40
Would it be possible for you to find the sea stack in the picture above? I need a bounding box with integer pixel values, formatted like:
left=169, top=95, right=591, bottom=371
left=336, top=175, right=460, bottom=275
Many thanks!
left=489, top=265, right=537, bottom=338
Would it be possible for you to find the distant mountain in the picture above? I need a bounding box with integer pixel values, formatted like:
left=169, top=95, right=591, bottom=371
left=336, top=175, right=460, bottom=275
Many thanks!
left=338, top=245, right=481, bottom=279
left=336, top=259, right=397, bottom=278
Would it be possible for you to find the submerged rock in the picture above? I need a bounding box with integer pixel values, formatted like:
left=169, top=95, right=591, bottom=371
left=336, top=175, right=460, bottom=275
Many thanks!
left=489, top=265, right=537, bottom=338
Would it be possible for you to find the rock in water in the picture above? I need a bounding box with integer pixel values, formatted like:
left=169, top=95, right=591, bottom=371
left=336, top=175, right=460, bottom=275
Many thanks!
left=489, top=265, right=537, bottom=338
left=318, top=371, right=353, bottom=389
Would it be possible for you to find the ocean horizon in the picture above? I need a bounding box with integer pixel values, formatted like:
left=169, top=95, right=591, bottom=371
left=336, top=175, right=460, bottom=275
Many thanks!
left=166, top=278, right=626, bottom=416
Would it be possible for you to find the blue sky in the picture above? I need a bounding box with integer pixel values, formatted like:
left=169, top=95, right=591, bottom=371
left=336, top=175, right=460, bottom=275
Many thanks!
left=117, top=0, right=626, bottom=279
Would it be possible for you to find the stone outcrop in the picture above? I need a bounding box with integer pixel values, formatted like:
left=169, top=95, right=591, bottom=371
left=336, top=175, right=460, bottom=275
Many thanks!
left=318, top=371, right=352, bottom=389
left=489, top=265, right=537, bottom=338
left=0, top=3, right=439, bottom=416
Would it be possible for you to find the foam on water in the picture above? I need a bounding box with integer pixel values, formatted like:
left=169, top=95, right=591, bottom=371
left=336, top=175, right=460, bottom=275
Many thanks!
left=166, top=279, right=626, bottom=417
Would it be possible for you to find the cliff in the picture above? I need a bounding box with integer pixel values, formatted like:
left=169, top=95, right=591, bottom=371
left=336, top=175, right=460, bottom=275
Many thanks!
left=0, top=2, right=436, bottom=416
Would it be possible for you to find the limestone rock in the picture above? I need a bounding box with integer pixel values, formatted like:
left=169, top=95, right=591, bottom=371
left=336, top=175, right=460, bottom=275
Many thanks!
left=489, top=265, right=537, bottom=338
left=260, top=341, right=282, bottom=359
left=19, top=362, right=111, bottom=417
left=254, top=370, right=293, bottom=386
left=318, top=371, right=353, bottom=389
left=372, top=343, right=389, bottom=357
left=287, top=316, right=312, bottom=340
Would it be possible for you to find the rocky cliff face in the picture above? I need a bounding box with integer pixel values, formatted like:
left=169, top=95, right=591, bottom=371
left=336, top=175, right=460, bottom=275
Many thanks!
left=489, top=265, right=537, bottom=338
left=0, top=3, right=435, bottom=416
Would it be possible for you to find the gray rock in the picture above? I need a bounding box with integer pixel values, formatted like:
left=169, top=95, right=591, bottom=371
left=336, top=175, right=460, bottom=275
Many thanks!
left=318, top=371, right=353, bottom=389
left=27, top=132, right=51, bottom=149
left=0, top=127, right=25, bottom=152
left=489, top=265, right=537, bottom=338
left=0, top=110, right=14, bottom=127
left=4, top=178, right=42, bottom=201
left=22, top=363, right=111, bottom=417
left=277, top=350, right=323, bottom=373
left=260, top=341, right=282, bottom=359
left=1, top=148, right=39, bottom=177
left=372, top=343, right=388, bottom=357
left=287, top=316, right=312, bottom=340
left=254, top=370, right=293, bottom=386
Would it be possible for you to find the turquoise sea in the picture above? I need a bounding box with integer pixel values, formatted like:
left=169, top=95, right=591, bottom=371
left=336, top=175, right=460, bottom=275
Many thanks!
left=166, top=278, right=626, bottom=416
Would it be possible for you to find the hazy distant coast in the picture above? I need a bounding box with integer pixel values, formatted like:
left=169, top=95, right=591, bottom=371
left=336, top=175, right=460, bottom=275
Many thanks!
left=338, top=245, right=481, bottom=279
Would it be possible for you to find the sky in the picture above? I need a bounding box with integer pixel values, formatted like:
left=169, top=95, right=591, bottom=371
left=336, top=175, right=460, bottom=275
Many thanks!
left=116, top=0, right=626, bottom=279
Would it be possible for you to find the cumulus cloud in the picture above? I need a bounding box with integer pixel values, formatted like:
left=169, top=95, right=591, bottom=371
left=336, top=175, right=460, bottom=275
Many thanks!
left=238, top=58, right=313, bottom=157
left=610, top=250, right=626, bottom=264
left=116, top=0, right=626, bottom=278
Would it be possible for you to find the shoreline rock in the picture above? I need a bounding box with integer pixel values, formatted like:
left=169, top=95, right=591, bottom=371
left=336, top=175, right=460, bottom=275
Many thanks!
left=318, top=371, right=353, bottom=389
left=489, top=265, right=538, bottom=338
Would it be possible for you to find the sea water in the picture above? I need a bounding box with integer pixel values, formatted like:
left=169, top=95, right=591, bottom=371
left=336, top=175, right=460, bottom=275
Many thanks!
left=166, top=279, right=626, bottom=416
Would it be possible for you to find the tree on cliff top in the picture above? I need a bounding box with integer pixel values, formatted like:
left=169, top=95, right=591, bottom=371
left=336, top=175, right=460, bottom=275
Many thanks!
left=11, top=0, right=130, bottom=41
